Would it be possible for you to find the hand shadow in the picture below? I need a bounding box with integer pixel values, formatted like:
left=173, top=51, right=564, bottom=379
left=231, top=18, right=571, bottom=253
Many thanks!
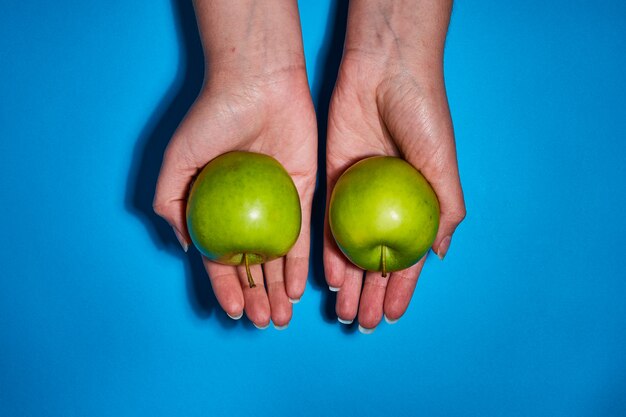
left=310, top=1, right=357, bottom=333
left=126, top=0, right=355, bottom=332
left=125, top=0, right=252, bottom=329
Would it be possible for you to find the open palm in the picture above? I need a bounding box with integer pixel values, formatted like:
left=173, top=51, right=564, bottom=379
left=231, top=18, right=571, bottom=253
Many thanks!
left=324, top=55, right=465, bottom=331
left=154, top=71, right=317, bottom=328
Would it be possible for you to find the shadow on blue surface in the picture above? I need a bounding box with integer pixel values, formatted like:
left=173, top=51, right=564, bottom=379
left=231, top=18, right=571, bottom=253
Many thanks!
left=125, top=0, right=258, bottom=330
left=126, top=0, right=359, bottom=333
left=309, top=0, right=356, bottom=332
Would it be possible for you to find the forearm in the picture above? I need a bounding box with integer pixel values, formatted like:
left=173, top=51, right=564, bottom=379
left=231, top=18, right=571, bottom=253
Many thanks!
left=192, top=0, right=306, bottom=78
left=344, top=0, right=452, bottom=74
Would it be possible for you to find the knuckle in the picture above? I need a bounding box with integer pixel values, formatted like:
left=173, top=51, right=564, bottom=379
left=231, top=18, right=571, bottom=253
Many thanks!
left=152, top=200, right=169, bottom=219
left=449, top=206, right=467, bottom=224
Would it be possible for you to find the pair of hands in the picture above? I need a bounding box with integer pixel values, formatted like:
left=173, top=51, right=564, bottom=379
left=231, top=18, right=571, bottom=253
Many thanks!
left=153, top=0, right=465, bottom=331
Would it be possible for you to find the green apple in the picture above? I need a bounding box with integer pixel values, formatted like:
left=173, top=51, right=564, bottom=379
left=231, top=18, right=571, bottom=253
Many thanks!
left=329, top=156, right=439, bottom=276
left=186, top=151, right=301, bottom=287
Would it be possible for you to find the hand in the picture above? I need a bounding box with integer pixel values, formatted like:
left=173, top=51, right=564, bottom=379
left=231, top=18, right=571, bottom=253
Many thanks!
left=324, top=0, right=465, bottom=331
left=153, top=1, right=317, bottom=328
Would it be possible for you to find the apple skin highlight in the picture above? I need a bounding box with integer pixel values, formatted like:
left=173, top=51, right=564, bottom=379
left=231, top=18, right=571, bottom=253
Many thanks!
left=186, top=151, right=301, bottom=287
left=329, top=156, right=439, bottom=274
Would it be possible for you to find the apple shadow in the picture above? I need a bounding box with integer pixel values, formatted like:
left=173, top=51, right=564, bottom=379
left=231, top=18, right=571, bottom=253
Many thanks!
left=125, top=0, right=249, bottom=330
left=309, top=1, right=358, bottom=333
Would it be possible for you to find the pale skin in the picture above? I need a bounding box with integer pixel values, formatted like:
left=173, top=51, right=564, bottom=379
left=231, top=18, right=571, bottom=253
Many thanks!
left=154, top=0, right=317, bottom=328
left=154, top=0, right=465, bottom=330
left=326, top=0, right=465, bottom=331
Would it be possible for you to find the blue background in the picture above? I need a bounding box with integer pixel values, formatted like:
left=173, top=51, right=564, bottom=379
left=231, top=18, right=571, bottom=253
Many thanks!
left=1, top=1, right=625, bottom=416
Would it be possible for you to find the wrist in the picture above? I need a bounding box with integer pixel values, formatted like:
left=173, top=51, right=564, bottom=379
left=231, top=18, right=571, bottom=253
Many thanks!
left=205, top=54, right=308, bottom=94
left=341, top=48, right=442, bottom=84
left=194, top=0, right=306, bottom=87
left=339, top=48, right=444, bottom=98
left=343, top=0, right=450, bottom=76
left=202, top=60, right=311, bottom=111
left=207, top=48, right=306, bottom=83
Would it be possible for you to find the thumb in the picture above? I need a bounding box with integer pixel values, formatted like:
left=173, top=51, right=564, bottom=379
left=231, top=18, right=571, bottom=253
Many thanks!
left=427, top=164, right=466, bottom=260
left=402, top=134, right=465, bottom=260
left=380, top=80, right=466, bottom=260
left=153, top=136, right=200, bottom=252
left=403, top=146, right=465, bottom=260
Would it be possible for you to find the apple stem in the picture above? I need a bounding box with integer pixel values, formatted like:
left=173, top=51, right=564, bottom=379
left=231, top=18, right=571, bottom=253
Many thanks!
left=381, top=245, right=388, bottom=278
left=244, top=253, right=256, bottom=288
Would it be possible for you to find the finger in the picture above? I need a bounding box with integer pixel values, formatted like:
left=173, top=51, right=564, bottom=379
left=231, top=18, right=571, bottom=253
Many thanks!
left=203, top=258, right=244, bottom=319
left=323, top=211, right=348, bottom=290
left=357, top=271, right=389, bottom=333
left=285, top=178, right=314, bottom=302
left=236, top=263, right=271, bottom=329
left=427, top=166, right=466, bottom=260
left=323, top=171, right=352, bottom=290
left=322, top=117, right=348, bottom=288
left=153, top=136, right=200, bottom=249
left=383, top=254, right=427, bottom=323
left=285, top=254, right=308, bottom=303
left=335, top=265, right=364, bottom=324
left=263, top=258, right=292, bottom=329
left=381, top=85, right=466, bottom=260
left=403, top=141, right=465, bottom=260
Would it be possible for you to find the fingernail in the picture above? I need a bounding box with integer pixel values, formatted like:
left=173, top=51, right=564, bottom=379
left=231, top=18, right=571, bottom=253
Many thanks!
left=329, top=286, right=340, bottom=292
left=274, top=323, right=289, bottom=330
left=358, top=325, right=376, bottom=334
left=253, top=322, right=270, bottom=330
left=384, top=314, right=399, bottom=324
left=437, top=236, right=451, bottom=260
left=288, top=297, right=301, bottom=304
left=337, top=317, right=353, bottom=325
left=227, top=311, right=243, bottom=320
left=173, top=228, right=189, bottom=252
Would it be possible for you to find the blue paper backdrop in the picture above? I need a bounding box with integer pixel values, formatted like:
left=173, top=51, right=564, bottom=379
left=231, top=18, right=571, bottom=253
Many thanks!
left=1, top=1, right=625, bottom=416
